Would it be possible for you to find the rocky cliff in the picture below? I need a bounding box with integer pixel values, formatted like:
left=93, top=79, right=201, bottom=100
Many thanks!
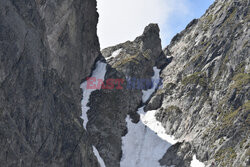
left=150, top=0, right=249, bottom=166
left=0, top=0, right=100, bottom=166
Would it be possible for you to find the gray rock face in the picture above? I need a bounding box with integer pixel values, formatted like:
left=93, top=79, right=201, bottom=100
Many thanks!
left=36, top=0, right=100, bottom=94
left=0, top=0, right=100, bottom=166
left=149, top=0, right=250, bottom=166
left=159, top=142, right=193, bottom=167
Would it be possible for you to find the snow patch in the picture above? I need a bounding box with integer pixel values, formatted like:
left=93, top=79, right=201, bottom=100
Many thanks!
left=80, top=61, right=107, bottom=129
left=191, top=155, right=205, bottom=167
left=140, top=109, right=177, bottom=145
left=106, top=48, right=122, bottom=60
left=93, top=146, right=106, bottom=167
left=120, top=114, right=172, bottom=167
left=142, top=67, right=161, bottom=103
left=121, top=66, right=177, bottom=167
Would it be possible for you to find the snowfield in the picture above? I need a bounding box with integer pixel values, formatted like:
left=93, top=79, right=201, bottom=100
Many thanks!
left=120, top=107, right=177, bottom=167
left=121, top=67, right=177, bottom=167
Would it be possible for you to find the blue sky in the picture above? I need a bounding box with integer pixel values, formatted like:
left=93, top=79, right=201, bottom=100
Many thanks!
left=97, top=0, right=214, bottom=49
left=162, top=0, right=214, bottom=46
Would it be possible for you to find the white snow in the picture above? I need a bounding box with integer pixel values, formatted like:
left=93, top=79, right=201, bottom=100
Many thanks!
left=121, top=66, right=177, bottom=167
left=142, top=67, right=161, bottom=103
left=120, top=114, right=172, bottom=167
left=140, top=108, right=177, bottom=145
left=80, top=61, right=107, bottom=129
left=190, top=155, right=205, bottom=167
left=93, top=146, right=106, bottom=167
left=106, top=48, right=122, bottom=60
left=120, top=107, right=177, bottom=167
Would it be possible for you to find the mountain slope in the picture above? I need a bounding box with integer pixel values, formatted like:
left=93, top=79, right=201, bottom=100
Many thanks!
left=96, top=0, right=249, bottom=166
left=147, top=0, right=249, bottom=166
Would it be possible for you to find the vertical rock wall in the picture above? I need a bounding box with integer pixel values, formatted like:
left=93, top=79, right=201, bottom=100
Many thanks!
left=0, top=0, right=100, bottom=166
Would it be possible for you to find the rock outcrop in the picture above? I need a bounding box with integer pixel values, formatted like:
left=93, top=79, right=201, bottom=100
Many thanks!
left=0, top=0, right=100, bottom=166
left=85, top=24, right=169, bottom=167
left=147, top=0, right=249, bottom=166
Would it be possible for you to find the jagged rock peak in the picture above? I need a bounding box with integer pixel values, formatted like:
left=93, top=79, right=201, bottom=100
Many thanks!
left=135, top=23, right=162, bottom=51
left=143, top=23, right=160, bottom=34
left=137, top=23, right=160, bottom=41
left=101, top=23, right=166, bottom=78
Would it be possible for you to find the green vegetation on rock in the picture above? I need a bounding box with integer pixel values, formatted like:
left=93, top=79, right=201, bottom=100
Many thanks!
left=216, top=101, right=250, bottom=131
left=222, top=8, right=237, bottom=26
left=164, top=106, right=182, bottom=113
left=240, top=138, right=247, bottom=148
left=113, top=53, right=140, bottom=68
left=219, top=137, right=226, bottom=145
left=165, top=83, right=176, bottom=90
left=230, top=73, right=250, bottom=91
left=203, top=14, right=217, bottom=31
left=113, top=49, right=153, bottom=68
left=182, top=72, right=207, bottom=87
left=215, top=147, right=237, bottom=167
left=142, top=49, right=152, bottom=60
